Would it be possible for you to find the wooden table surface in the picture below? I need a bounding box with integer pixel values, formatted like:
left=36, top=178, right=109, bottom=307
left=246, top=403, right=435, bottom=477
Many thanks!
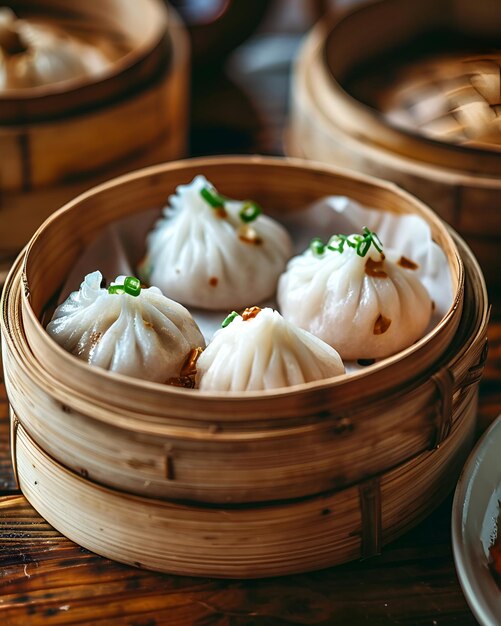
left=1, top=9, right=501, bottom=625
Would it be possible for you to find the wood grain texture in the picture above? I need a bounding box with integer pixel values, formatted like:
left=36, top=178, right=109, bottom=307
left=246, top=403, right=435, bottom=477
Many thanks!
left=0, top=494, right=478, bottom=626
left=0, top=369, right=14, bottom=494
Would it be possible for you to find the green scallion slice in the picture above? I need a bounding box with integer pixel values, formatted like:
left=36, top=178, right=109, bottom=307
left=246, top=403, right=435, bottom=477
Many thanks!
left=363, top=226, right=383, bottom=253
left=108, top=276, right=141, bottom=297
left=321, top=228, right=384, bottom=258
left=108, top=285, right=125, bottom=295
left=124, top=276, right=141, bottom=297
left=356, top=238, right=371, bottom=257
left=310, top=237, right=326, bottom=256
left=239, top=201, right=262, bottom=223
left=200, top=186, right=226, bottom=208
left=222, top=311, right=240, bottom=328
left=346, top=234, right=362, bottom=248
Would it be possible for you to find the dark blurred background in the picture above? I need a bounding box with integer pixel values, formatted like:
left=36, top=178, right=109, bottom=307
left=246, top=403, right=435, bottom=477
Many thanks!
left=170, top=0, right=326, bottom=155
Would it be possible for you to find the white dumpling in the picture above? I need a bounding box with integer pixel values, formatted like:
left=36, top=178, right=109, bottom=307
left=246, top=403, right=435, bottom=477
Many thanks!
left=196, top=307, right=345, bottom=392
left=0, top=8, right=108, bottom=90
left=139, top=175, right=294, bottom=310
left=46, top=271, right=206, bottom=385
left=277, top=231, right=433, bottom=360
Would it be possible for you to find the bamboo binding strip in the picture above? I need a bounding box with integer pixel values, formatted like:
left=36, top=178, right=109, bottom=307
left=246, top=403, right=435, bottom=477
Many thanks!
left=0, top=0, right=189, bottom=266
left=288, top=0, right=501, bottom=290
left=0, top=157, right=487, bottom=507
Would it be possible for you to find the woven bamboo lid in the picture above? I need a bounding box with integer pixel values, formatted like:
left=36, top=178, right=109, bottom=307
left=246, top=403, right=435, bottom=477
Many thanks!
left=322, top=0, right=501, bottom=175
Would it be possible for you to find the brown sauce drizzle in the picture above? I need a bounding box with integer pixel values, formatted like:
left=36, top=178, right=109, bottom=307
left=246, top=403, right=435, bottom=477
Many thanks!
left=365, top=257, right=388, bottom=278
left=242, top=306, right=261, bottom=321
left=214, top=207, right=227, bottom=219
left=238, top=225, right=262, bottom=245
left=166, top=347, right=203, bottom=389
left=143, top=320, right=153, bottom=329
left=373, top=314, right=392, bottom=335
left=181, top=347, right=203, bottom=377
left=398, top=256, right=419, bottom=270
left=209, top=277, right=218, bottom=287
left=74, top=331, right=102, bottom=358
left=89, top=331, right=102, bottom=346
left=166, top=376, right=196, bottom=389
left=431, top=300, right=436, bottom=311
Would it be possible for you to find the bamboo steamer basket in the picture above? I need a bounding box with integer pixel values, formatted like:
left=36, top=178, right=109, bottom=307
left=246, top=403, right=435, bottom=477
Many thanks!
left=10, top=383, right=477, bottom=578
left=288, top=0, right=501, bottom=291
left=8, top=225, right=487, bottom=577
left=0, top=0, right=189, bottom=269
left=0, top=156, right=486, bottom=509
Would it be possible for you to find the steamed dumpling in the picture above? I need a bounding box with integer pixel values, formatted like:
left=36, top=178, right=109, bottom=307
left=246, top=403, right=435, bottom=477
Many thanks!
left=277, top=230, right=433, bottom=360
left=139, top=175, right=294, bottom=310
left=196, top=307, right=345, bottom=391
left=46, top=271, right=206, bottom=385
left=0, top=8, right=108, bottom=90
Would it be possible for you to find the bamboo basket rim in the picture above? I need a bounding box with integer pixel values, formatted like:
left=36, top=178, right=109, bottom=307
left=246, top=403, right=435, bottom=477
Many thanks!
left=320, top=0, right=501, bottom=174
left=16, top=155, right=466, bottom=403
left=294, top=22, right=501, bottom=188
left=0, top=0, right=169, bottom=103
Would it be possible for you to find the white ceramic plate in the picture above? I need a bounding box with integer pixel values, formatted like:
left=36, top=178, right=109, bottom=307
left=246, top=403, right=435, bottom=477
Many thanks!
left=452, top=415, right=501, bottom=626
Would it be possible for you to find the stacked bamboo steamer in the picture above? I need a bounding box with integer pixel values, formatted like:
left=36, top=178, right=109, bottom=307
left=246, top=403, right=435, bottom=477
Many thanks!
left=288, top=0, right=501, bottom=292
left=0, top=0, right=189, bottom=275
left=1, top=156, right=489, bottom=577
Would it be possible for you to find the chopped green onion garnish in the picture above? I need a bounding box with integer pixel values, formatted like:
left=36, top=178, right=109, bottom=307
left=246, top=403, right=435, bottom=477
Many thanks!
left=357, top=238, right=371, bottom=257
left=362, top=226, right=383, bottom=253
left=310, top=237, right=326, bottom=256
left=108, top=276, right=142, bottom=297
left=108, top=285, right=125, bottom=295
left=325, top=228, right=384, bottom=257
left=200, top=185, right=264, bottom=226
left=327, top=235, right=345, bottom=254
left=239, top=201, right=262, bottom=223
left=124, top=276, right=141, bottom=297
left=200, top=186, right=226, bottom=208
left=222, top=311, right=240, bottom=328
left=347, top=234, right=363, bottom=248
